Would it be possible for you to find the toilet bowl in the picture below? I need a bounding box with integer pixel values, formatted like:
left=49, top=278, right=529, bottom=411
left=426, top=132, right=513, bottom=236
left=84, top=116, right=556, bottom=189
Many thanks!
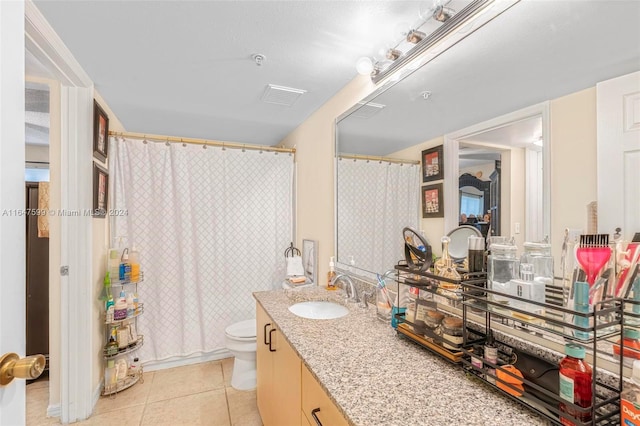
left=224, top=319, right=257, bottom=391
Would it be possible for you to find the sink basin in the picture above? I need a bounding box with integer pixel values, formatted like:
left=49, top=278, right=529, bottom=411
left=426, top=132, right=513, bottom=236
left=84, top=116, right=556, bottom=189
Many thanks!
left=288, top=301, right=349, bottom=320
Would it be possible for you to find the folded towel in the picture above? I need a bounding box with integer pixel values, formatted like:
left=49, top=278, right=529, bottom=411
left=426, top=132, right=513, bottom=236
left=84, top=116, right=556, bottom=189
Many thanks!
left=286, top=256, right=305, bottom=277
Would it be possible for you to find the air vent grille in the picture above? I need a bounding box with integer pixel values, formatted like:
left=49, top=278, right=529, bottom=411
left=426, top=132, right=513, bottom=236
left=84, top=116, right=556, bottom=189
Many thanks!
left=261, top=84, right=306, bottom=106
left=351, top=102, right=386, bottom=119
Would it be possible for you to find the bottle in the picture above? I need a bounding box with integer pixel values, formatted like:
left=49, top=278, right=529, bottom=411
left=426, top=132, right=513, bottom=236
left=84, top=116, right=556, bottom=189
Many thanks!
left=621, top=359, right=640, bottom=426
left=108, top=248, right=120, bottom=281
left=104, top=272, right=115, bottom=323
left=114, top=291, right=128, bottom=321
left=613, top=328, right=640, bottom=364
left=105, top=327, right=118, bottom=356
left=126, top=292, right=135, bottom=317
left=129, top=356, right=140, bottom=376
left=119, top=248, right=131, bottom=282
left=488, top=243, right=519, bottom=304
left=484, top=329, right=498, bottom=384
left=510, top=263, right=545, bottom=318
left=104, top=359, right=117, bottom=393
left=559, top=344, right=592, bottom=426
left=327, top=256, right=337, bottom=290
left=130, top=245, right=140, bottom=283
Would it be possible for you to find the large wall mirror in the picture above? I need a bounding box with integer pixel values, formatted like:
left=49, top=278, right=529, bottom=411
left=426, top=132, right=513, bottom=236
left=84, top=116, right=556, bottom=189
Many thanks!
left=336, top=0, right=640, bottom=275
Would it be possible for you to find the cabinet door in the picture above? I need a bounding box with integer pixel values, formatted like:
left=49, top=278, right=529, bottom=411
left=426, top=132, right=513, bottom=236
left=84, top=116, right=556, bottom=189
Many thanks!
left=256, top=303, right=273, bottom=425
left=301, top=364, right=348, bottom=426
left=272, top=329, right=301, bottom=426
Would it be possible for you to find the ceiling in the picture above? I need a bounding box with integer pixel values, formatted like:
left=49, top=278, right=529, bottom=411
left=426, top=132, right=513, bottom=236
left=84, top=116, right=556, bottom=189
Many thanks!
left=32, top=0, right=434, bottom=146
left=337, top=0, right=640, bottom=156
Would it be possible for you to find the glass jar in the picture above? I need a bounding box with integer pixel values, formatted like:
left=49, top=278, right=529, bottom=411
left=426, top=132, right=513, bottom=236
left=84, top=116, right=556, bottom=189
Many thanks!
left=424, top=310, right=444, bottom=340
left=521, top=242, right=554, bottom=288
left=488, top=243, right=519, bottom=304
left=441, top=316, right=464, bottom=350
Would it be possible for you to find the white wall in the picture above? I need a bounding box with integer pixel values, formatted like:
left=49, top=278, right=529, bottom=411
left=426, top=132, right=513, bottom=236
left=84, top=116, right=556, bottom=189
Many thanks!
left=25, top=144, right=49, bottom=163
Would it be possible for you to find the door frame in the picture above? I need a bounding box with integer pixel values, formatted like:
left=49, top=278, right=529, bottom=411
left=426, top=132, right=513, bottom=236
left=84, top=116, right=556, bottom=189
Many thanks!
left=26, top=1, right=95, bottom=422
left=443, top=101, right=551, bottom=243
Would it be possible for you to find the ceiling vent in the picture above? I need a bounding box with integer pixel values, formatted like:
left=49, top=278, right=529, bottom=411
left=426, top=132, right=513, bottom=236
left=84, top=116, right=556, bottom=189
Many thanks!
left=261, top=84, right=306, bottom=107
left=351, top=102, right=386, bottom=119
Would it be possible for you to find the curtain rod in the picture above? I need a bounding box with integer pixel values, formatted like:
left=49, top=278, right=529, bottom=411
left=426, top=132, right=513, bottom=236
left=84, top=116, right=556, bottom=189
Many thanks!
left=109, top=131, right=296, bottom=154
left=338, top=153, right=420, bottom=165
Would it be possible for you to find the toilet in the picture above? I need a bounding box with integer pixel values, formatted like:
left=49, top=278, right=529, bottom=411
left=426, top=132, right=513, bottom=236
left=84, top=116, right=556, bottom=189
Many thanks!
left=224, top=319, right=257, bottom=390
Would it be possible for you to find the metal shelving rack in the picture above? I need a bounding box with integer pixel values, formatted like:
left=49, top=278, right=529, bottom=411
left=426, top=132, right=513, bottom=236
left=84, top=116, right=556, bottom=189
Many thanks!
left=391, top=263, right=624, bottom=425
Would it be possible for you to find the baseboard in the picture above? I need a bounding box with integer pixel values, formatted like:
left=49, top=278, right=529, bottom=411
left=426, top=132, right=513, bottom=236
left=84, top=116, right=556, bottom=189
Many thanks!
left=47, top=403, right=60, bottom=419
left=142, top=349, right=232, bottom=372
left=92, top=381, right=101, bottom=411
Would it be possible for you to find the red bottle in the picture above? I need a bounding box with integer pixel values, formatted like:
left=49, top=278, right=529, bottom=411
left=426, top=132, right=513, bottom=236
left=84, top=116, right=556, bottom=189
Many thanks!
left=559, top=344, right=592, bottom=426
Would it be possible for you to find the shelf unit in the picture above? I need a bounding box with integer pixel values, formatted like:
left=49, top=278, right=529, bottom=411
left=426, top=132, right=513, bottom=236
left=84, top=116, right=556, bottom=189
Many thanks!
left=101, top=275, right=145, bottom=397
left=392, top=263, right=624, bottom=425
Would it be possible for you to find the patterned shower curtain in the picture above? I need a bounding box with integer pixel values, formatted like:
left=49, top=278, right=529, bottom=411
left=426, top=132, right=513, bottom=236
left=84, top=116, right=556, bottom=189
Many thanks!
left=110, top=137, right=293, bottom=363
left=337, top=158, right=420, bottom=274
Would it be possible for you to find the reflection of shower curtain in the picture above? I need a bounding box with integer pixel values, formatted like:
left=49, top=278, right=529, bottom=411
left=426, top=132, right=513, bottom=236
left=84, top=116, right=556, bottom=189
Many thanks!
left=110, top=137, right=293, bottom=363
left=337, top=159, right=420, bottom=274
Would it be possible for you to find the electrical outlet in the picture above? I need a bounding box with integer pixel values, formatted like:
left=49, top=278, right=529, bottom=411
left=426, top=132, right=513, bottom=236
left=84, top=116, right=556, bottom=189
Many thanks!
left=515, top=222, right=521, bottom=234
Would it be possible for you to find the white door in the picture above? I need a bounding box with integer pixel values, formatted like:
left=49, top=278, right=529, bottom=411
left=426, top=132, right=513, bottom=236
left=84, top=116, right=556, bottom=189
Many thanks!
left=597, top=71, right=640, bottom=240
left=0, top=0, right=27, bottom=424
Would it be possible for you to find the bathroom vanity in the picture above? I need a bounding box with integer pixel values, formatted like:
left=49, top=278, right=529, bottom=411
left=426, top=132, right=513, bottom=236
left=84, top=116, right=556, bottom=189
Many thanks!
left=254, top=288, right=547, bottom=426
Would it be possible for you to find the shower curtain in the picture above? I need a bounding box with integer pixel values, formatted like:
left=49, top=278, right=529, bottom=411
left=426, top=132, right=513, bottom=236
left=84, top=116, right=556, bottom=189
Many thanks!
left=110, top=137, right=293, bottom=363
left=337, top=158, right=420, bottom=273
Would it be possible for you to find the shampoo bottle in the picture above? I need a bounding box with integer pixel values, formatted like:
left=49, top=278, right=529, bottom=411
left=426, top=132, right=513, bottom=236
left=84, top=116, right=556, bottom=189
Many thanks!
left=327, top=256, right=337, bottom=290
left=130, top=245, right=140, bottom=283
left=119, top=248, right=131, bottom=282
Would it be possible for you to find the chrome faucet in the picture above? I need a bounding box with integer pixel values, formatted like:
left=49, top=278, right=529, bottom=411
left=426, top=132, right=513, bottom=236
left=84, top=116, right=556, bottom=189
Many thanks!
left=331, top=274, right=359, bottom=303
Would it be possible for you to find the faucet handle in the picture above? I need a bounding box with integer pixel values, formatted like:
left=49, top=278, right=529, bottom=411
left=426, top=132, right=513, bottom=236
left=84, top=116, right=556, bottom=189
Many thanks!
left=360, top=289, right=375, bottom=309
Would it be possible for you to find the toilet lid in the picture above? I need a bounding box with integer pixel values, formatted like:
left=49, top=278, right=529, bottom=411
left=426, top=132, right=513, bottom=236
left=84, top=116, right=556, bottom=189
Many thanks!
left=225, top=319, right=256, bottom=339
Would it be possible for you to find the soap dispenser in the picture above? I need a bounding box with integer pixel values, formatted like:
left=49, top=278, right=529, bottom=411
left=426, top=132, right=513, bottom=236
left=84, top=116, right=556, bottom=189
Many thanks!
left=510, top=263, right=545, bottom=317
left=327, top=256, right=337, bottom=290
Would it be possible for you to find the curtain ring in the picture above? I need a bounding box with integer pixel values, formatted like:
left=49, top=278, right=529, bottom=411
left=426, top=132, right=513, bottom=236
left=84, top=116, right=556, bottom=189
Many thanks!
left=242, top=145, right=246, bottom=152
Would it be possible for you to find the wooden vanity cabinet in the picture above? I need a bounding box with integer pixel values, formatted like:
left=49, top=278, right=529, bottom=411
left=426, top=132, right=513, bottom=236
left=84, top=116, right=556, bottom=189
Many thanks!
left=301, top=363, right=348, bottom=426
left=256, top=303, right=301, bottom=426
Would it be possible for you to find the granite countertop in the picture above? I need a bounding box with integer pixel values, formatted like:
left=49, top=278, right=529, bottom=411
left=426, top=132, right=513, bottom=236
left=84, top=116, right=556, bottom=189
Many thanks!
left=254, top=287, right=549, bottom=426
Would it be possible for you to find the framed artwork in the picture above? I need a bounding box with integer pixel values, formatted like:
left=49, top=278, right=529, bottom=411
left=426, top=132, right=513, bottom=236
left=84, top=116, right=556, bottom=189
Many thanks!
left=302, top=239, right=318, bottom=285
left=93, top=100, right=109, bottom=162
left=93, top=162, right=109, bottom=218
left=421, top=145, right=444, bottom=182
left=422, top=183, right=444, bottom=218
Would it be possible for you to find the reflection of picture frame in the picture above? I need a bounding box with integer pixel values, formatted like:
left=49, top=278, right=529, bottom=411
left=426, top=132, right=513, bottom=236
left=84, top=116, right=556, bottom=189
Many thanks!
left=422, top=183, right=444, bottom=218
left=421, top=145, right=444, bottom=182
left=93, top=100, right=109, bottom=162
left=302, top=239, right=318, bottom=285
left=93, top=162, right=109, bottom=218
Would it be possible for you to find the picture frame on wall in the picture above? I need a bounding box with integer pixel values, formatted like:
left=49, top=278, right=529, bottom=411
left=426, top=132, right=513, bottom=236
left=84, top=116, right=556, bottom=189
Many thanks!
left=422, top=183, right=444, bottom=218
left=302, top=239, right=318, bottom=285
left=93, top=162, right=108, bottom=218
left=421, top=145, right=444, bottom=182
left=93, top=100, right=109, bottom=162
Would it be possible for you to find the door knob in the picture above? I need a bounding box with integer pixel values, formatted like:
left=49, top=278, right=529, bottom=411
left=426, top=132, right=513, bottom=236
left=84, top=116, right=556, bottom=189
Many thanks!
left=0, top=353, right=46, bottom=386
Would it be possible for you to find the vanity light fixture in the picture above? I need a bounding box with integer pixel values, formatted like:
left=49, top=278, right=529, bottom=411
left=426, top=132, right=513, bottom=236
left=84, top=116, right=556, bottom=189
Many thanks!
left=386, top=48, right=403, bottom=61
left=407, top=29, right=427, bottom=44
left=433, top=6, right=455, bottom=22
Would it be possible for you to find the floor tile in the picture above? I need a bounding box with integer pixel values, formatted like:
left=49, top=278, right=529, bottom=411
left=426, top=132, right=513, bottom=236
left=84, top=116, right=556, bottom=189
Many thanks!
left=147, top=361, right=224, bottom=403
left=226, top=388, right=262, bottom=426
left=76, top=404, right=144, bottom=425
left=26, top=384, right=59, bottom=426
left=141, top=388, right=230, bottom=426
left=221, top=357, right=233, bottom=388
left=94, top=372, right=155, bottom=415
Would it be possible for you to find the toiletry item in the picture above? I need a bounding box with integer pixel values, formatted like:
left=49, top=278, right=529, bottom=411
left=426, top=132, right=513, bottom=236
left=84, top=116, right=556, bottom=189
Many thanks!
left=108, top=248, right=120, bottom=281
left=470, top=345, right=484, bottom=374
left=104, top=272, right=115, bottom=322
left=117, top=324, right=130, bottom=348
left=376, top=286, right=393, bottom=322
left=327, top=256, right=337, bottom=290
left=488, top=243, right=519, bottom=304
left=496, top=365, right=524, bottom=397
left=126, top=292, right=135, bottom=317
left=572, top=281, right=591, bottom=340
left=621, top=359, right=640, bottom=426
left=521, top=241, right=554, bottom=285
left=441, top=316, right=463, bottom=350
left=413, top=299, right=433, bottom=334
left=114, top=291, right=128, bottom=321
left=404, top=302, right=416, bottom=330
left=115, top=358, right=128, bottom=381
left=613, top=328, right=640, bottom=363
left=133, top=293, right=140, bottom=315
left=468, top=236, right=485, bottom=273
left=119, top=248, right=132, bottom=282
left=424, top=310, right=444, bottom=340
left=128, top=322, right=138, bottom=343
left=130, top=245, right=140, bottom=282
left=105, top=330, right=119, bottom=356
left=104, top=360, right=117, bottom=393
left=484, top=330, right=498, bottom=384
left=129, top=357, right=140, bottom=376
left=510, top=263, right=546, bottom=318
left=559, top=344, right=592, bottom=426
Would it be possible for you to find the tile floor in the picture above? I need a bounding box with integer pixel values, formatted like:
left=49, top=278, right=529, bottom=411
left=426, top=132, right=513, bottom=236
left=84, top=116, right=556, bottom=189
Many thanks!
left=26, top=358, right=262, bottom=426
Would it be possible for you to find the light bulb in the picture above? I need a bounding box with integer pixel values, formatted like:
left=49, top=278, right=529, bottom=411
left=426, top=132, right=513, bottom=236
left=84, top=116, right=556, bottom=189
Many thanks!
left=355, top=57, right=374, bottom=75
left=394, top=22, right=410, bottom=39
